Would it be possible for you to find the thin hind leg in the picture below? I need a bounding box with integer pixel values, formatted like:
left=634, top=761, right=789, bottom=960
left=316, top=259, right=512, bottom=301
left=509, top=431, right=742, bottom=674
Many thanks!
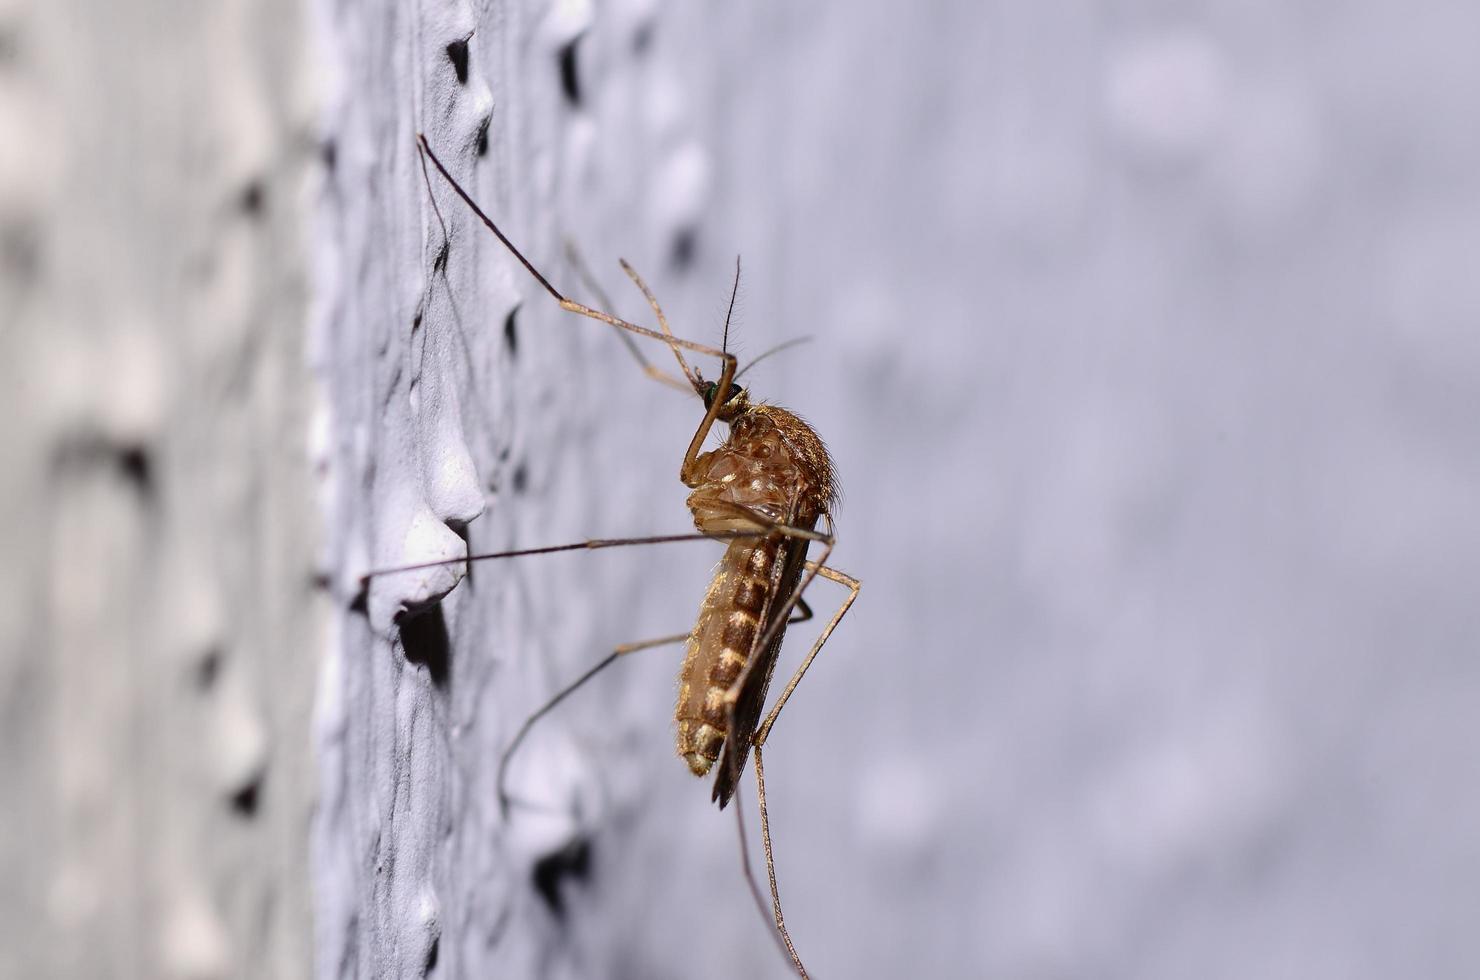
left=497, top=630, right=689, bottom=817
left=753, top=563, right=859, bottom=968
left=728, top=557, right=858, bottom=980
left=499, top=596, right=818, bottom=816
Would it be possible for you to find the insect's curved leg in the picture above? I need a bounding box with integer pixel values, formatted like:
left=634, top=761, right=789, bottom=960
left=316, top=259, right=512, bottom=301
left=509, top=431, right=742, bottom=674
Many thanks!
left=417, top=135, right=748, bottom=495
left=617, top=252, right=744, bottom=391
left=751, top=561, right=858, bottom=964
left=498, top=593, right=817, bottom=817
left=723, top=513, right=857, bottom=980
left=755, top=562, right=858, bottom=747
left=618, top=257, right=697, bottom=386
left=358, top=529, right=760, bottom=589
left=563, top=240, right=691, bottom=394
left=415, top=135, right=734, bottom=388
left=497, top=630, right=689, bottom=817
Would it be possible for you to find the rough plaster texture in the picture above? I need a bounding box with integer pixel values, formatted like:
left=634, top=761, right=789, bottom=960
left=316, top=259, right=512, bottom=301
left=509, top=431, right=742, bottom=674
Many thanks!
left=310, top=1, right=735, bottom=976
left=5, top=1, right=1479, bottom=978
left=0, top=0, right=318, bottom=977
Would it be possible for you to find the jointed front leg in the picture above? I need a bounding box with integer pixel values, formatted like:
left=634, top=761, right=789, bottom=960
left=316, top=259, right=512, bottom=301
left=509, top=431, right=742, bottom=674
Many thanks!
left=755, top=562, right=859, bottom=746
left=416, top=133, right=733, bottom=394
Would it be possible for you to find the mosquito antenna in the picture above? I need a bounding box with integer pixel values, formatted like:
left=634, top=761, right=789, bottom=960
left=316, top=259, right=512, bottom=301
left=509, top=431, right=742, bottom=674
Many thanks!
left=735, top=336, right=814, bottom=381
left=722, top=255, right=741, bottom=356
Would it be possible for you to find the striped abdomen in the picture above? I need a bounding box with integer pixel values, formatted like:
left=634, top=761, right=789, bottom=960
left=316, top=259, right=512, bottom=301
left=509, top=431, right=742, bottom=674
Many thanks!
left=675, top=534, right=782, bottom=776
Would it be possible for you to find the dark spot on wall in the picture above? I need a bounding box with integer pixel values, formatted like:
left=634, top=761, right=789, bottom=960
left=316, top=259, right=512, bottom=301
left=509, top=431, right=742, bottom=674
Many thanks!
left=532, top=836, right=592, bottom=920
left=3, top=220, right=40, bottom=283
left=401, top=604, right=451, bottom=690
left=503, top=307, right=519, bottom=356
left=195, top=648, right=221, bottom=691
left=511, top=462, right=529, bottom=495
left=475, top=114, right=491, bottom=158
left=116, top=445, right=153, bottom=495
left=433, top=239, right=449, bottom=273
left=558, top=38, right=583, bottom=107
left=412, top=311, right=423, bottom=333
left=670, top=225, right=698, bottom=271
left=446, top=39, right=470, bottom=84
left=320, top=139, right=337, bottom=172
left=423, top=934, right=439, bottom=975
left=631, top=22, right=654, bottom=56
left=0, top=22, right=20, bottom=65
left=445, top=521, right=472, bottom=583
left=239, top=180, right=265, bottom=217
left=229, top=778, right=261, bottom=818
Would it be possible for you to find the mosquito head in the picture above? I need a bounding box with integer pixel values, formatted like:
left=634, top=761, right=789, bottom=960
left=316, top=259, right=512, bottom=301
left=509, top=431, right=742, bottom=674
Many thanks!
left=699, top=378, right=749, bottom=421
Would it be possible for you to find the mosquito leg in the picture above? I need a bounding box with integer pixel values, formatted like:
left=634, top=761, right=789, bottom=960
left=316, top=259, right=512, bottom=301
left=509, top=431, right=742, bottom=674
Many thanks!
left=755, top=562, right=858, bottom=746
left=752, top=750, right=805, bottom=975
left=617, top=254, right=739, bottom=388
left=497, top=630, right=690, bottom=817
left=563, top=240, right=691, bottom=393
left=416, top=134, right=733, bottom=386
left=729, top=781, right=809, bottom=978
left=358, top=529, right=762, bottom=589
left=418, top=134, right=750, bottom=495
left=754, top=562, right=858, bottom=965
left=415, top=138, right=450, bottom=248
left=694, top=498, right=835, bottom=548
left=498, top=586, right=818, bottom=818
left=720, top=509, right=856, bottom=978
left=726, top=562, right=855, bottom=980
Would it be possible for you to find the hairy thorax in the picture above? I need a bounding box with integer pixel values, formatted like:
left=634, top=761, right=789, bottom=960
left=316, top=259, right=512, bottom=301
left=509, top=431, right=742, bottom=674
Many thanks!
left=685, top=405, right=835, bottom=535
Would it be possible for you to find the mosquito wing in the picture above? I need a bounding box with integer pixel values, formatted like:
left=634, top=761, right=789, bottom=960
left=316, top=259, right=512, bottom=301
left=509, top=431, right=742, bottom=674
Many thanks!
left=711, top=526, right=813, bottom=809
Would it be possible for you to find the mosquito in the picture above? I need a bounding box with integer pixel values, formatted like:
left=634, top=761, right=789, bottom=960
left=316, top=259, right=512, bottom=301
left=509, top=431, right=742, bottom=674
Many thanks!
left=365, top=133, right=860, bottom=978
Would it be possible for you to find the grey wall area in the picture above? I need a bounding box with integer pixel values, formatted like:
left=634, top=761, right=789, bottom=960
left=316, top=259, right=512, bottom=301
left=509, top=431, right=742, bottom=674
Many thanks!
left=3, top=1, right=1478, bottom=979
left=0, top=1, right=319, bottom=978
left=690, top=4, right=1480, bottom=980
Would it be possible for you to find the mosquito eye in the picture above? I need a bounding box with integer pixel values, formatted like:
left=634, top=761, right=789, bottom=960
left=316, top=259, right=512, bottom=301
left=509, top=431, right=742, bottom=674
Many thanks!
left=702, top=382, right=719, bottom=408
left=727, top=383, right=742, bottom=403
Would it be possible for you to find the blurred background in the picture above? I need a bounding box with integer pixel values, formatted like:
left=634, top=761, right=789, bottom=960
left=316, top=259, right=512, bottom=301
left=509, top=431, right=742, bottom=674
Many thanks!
left=3, top=1, right=1478, bottom=978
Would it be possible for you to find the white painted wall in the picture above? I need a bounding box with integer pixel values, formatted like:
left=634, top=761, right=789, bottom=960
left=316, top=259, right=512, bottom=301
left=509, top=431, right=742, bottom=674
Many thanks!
left=5, top=1, right=1479, bottom=978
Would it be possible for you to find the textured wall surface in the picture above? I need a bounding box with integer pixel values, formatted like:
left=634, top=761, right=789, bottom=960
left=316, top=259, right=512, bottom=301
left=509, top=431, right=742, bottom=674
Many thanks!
left=5, top=1, right=1479, bottom=978
left=309, top=0, right=739, bottom=976
left=0, top=0, right=319, bottom=977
